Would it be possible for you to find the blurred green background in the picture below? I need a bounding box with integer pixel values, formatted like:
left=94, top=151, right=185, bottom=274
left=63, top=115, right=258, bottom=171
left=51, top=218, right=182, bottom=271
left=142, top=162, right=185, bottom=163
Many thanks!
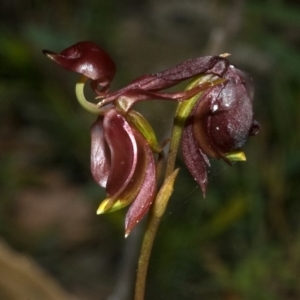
left=1, top=0, right=300, bottom=299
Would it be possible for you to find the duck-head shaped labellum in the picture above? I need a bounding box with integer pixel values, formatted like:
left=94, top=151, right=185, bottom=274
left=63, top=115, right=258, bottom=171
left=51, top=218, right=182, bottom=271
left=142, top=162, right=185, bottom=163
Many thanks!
left=182, top=65, right=260, bottom=196
left=43, top=41, right=116, bottom=90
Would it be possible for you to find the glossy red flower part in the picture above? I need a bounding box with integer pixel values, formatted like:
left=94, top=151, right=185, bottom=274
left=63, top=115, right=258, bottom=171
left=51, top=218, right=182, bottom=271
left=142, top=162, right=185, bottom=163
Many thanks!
left=43, top=41, right=260, bottom=235
left=91, top=109, right=157, bottom=237
left=182, top=65, right=260, bottom=197
left=96, top=55, right=229, bottom=110
left=43, top=41, right=230, bottom=113
left=43, top=41, right=116, bottom=93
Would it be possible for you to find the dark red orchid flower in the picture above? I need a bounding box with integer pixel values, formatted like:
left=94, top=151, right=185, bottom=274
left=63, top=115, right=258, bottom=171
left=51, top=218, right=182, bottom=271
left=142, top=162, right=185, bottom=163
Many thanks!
left=182, top=65, right=260, bottom=197
left=91, top=109, right=157, bottom=237
left=43, top=41, right=259, bottom=235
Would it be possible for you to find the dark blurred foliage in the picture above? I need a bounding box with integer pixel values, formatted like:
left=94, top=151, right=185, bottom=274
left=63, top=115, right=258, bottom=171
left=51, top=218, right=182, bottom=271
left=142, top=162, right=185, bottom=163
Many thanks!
left=1, top=0, right=300, bottom=299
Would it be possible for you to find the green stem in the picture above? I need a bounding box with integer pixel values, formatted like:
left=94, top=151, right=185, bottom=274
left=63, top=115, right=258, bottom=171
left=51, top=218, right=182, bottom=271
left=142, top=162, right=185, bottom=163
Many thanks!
left=134, top=213, right=160, bottom=300
left=133, top=93, right=199, bottom=300
left=134, top=169, right=179, bottom=300
left=133, top=75, right=222, bottom=300
left=165, top=76, right=217, bottom=178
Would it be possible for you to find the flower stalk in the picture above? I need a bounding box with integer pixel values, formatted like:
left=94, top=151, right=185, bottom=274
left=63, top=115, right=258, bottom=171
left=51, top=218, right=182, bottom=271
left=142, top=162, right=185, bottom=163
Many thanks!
left=43, top=41, right=260, bottom=300
left=133, top=75, right=226, bottom=300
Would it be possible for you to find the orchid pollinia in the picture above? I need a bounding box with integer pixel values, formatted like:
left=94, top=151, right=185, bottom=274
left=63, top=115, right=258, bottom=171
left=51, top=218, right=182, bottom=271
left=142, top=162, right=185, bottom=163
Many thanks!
left=43, top=41, right=259, bottom=237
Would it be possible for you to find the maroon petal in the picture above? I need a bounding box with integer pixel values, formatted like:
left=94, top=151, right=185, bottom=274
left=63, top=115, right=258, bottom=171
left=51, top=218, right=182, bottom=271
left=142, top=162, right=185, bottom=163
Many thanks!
left=125, top=130, right=157, bottom=237
left=115, top=56, right=227, bottom=93
left=126, top=56, right=227, bottom=91
left=43, top=41, right=116, bottom=86
left=100, top=79, right=222, bottom=112
left=157, top=56, right=229, bottom=80
left=91, top=117, right=111, bottom=188
left=182, top=115, right=209, bottom=197
left=97, top=56, right=229, bottom=106
left=104, top=109, right=138, bottom=199
left=97, top=125, right=149, bottom=214
left=97, top=74, right=177, bottom=105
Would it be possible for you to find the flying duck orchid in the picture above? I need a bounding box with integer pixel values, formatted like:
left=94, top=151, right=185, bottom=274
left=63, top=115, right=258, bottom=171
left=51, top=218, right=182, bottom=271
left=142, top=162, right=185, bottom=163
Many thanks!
left=43, top=41, right=259, bottom=236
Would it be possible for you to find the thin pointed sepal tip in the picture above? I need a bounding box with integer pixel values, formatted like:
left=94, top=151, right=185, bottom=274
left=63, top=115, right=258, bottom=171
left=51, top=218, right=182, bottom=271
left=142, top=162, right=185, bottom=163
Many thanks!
left=124, top=230, right=130, bottom=238
left=96, top=201, right=108, bottom=215
left=219, top=53, right=231, bottom=58
left=225, top=150, right=247, bottom=162
left=200, top=181, right=207, bottom=199
left=201, top=187, right=206, bottom=199
left=96, top=207, right=103, bottom=215
left=42, top=50, right=56, bottom=60
left=97, top=198, right=119, bottom=215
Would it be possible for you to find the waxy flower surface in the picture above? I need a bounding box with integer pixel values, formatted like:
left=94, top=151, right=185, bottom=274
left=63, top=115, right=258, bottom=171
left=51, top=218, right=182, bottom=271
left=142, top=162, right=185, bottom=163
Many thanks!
left=182, top=65, right=260, bottom=196
left=43, top=41, right=116, bottom=93
left=43, top=41, right=259, bottom=235
left=91, top=109, right=157, bottom=236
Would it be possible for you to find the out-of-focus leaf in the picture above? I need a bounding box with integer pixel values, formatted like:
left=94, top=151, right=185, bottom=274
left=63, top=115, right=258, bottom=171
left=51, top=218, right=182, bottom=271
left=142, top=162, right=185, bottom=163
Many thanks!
left=197, top=195, right=248, bottom=241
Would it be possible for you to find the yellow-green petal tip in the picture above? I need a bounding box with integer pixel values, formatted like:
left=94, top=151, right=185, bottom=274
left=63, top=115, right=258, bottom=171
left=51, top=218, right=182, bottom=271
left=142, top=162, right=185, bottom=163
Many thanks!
left=225, top=149, right=247, bottom=162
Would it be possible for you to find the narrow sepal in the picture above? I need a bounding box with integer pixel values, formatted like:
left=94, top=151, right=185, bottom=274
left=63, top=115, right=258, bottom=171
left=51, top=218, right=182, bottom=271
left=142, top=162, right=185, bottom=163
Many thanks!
left=126, top=110, right=162, bottom=153
left=98, top=56, right=228, bottom=104
left=225, top=149, right=246, bottom=162
left=107, top=79, right=224, bottom=113
left=125, top=130, right=157, bottom=237
left=182, top=116, right=208, bottom=197
left=157, top=56, right=229, bottom=80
